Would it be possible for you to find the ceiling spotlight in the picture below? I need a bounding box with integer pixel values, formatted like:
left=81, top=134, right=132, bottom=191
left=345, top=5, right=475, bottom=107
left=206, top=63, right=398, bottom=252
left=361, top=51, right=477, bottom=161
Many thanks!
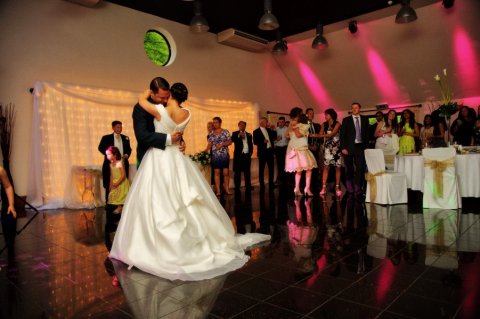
left=258, top=0, right=279, bottom=31
left=442, top=0, right=454, bottom=9
left=272, top=31, right=287, bottom=55
left=190, top=1, right=209, bottom=33
left=395, top=0, right=418, bottom=24
left=348, top=20, right=358, bottom=34
left=311, top=23, right=328, bottom=49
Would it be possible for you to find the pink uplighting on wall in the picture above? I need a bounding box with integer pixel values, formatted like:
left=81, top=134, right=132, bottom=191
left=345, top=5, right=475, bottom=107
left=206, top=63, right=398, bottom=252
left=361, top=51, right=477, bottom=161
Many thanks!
left=367, top=48, right=403, bottom=104
left=298, top=61, right=334, bottom=109
left=453, top=27, right=480, bottom=95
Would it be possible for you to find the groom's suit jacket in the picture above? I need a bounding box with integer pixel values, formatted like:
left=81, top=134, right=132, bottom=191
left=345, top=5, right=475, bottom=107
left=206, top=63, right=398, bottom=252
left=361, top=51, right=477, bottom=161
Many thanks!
left=132, top=98, right=167, bottom=165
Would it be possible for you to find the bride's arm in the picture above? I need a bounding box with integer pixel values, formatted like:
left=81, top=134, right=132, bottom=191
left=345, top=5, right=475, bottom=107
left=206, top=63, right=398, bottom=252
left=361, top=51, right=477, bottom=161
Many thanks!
left=138, top=90, right=161, bottom=121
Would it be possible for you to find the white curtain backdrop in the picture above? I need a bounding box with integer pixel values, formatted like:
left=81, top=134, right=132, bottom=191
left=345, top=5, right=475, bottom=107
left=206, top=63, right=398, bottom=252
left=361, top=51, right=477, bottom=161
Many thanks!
left=27, top=80, right=259, bottom=210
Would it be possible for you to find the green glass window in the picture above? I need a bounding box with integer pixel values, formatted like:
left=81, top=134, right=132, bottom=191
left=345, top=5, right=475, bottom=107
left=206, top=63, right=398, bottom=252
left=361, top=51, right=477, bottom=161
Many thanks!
left=144, top=29, right=175, bottom=66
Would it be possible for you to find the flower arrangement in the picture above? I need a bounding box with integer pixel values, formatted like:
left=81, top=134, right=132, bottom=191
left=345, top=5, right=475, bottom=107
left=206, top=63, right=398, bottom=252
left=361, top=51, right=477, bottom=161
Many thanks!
left=189, top=151, right=211, bottom=167
left=434, top=68, right=458, bottom=118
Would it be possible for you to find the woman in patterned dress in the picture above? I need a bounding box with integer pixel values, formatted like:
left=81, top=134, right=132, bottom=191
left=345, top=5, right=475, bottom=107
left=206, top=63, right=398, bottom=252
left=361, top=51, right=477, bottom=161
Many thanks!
left=318, top=109, right=342, bottom=197
left=206, top=117, right=232, bottom=196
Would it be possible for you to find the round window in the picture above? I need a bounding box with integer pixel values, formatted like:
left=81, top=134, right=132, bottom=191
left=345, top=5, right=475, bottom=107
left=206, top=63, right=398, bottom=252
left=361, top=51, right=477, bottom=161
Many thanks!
left=144, top=28, right=176, bottom=66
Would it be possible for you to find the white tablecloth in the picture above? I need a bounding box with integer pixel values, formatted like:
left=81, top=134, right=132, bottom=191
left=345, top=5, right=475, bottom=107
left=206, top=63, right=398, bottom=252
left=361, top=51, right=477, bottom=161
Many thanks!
left=394, top=153, right=480, bottom=197
left=64, top=164, right=137, bottom=209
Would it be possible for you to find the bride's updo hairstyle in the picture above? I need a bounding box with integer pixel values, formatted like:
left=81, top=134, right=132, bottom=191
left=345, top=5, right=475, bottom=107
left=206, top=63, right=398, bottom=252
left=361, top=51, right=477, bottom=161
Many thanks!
left=171, top=82, right=188, bottom=104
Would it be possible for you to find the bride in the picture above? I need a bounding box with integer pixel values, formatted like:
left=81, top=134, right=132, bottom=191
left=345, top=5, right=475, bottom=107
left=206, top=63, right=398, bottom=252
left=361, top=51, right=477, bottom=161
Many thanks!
left=109, top=83, right=270, bottom=281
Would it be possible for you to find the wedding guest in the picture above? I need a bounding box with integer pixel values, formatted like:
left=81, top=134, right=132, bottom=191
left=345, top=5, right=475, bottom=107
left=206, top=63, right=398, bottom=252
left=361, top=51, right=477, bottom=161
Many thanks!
left=375, top=110, right=399, bottom=169
left=474, top=107, right=480, bottom=146
left=0, top=166, right=17, bottom=259
left=274, top=116, right=288, bottom=183
left=231, top=121, right=253, bottom=192
left=317, top=109, right=342, bottom=196
left=206, top=117, right=232, bottom=196
left=98, top=120, right=132, bottom=202
left=398, top=109, right=419, bottom=155
left=429, top=110, right=447, bottom=148
left=106, top=146, right=130, bottom=214
left=340, top=102, right=369, bottom=195
left=285, top=108, right=317, bottom=197
left=451, top=106, right=476, bottom=146
left=306, top=108, right=322, bottom=191
left=253, top=117, right=277, bottom=189
left=369, top=111, right=383, bottom=149
left=420, top=114, right=434, bottom=148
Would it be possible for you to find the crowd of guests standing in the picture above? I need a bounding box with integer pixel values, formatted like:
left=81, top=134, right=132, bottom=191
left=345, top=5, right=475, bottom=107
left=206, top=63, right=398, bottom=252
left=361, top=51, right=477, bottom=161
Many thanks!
left=202, top=103, right=480, bottom=199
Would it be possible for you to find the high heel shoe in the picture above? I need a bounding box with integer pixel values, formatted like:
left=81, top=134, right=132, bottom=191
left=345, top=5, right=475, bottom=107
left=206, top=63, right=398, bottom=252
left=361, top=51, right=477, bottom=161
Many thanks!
left=335, top=185, right=343, bottom=197
left=293, top=188, right=303, bottom=197
left=319, top=185, right=327, bottom=196
left=304, top=188, right=314, bottom=197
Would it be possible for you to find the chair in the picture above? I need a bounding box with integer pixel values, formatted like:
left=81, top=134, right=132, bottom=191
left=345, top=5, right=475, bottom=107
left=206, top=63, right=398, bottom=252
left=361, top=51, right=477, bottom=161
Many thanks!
left=422, top=147, right=461, bottom=209
left=364, top=149, right=408, bottom=205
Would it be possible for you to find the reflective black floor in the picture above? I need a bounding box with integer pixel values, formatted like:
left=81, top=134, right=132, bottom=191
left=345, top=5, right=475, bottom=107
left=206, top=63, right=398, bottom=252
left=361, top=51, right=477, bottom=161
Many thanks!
left=1, top=183, right=479, bottom=318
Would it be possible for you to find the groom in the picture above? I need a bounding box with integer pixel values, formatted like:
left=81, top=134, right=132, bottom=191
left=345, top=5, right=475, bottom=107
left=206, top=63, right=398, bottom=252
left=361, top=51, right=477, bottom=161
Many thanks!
left=133, top=77, right=185, bottom=166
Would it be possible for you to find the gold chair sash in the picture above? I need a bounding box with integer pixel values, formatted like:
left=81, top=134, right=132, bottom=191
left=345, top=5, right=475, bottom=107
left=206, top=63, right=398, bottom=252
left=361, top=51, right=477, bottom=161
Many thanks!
left=365, top=171, right=386, bottom=202
left=424, top=157, right=455, bottom=198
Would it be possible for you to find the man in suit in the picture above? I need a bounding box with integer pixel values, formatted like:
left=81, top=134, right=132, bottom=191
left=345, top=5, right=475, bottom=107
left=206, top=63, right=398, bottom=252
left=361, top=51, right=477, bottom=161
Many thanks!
left=231, top=121, right=253, bottom=192
left=253, top=117, right=277, bottom=189
left=340, top=102, right=369, bottom=196
left=98, top=120, right=132, bottom=203
left=306, top=107, right=323, bottom=191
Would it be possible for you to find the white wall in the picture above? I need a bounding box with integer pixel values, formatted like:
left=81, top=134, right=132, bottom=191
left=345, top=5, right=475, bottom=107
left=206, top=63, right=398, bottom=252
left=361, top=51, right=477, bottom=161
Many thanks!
left=276, top=0, right=480, bottom=112
left=0, top=0, right=302, bottom=195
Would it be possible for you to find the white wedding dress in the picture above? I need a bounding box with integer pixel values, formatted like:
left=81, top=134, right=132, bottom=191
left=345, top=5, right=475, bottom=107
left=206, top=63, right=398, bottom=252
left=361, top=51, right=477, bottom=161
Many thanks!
left=109, top=105, right=270, bottom=281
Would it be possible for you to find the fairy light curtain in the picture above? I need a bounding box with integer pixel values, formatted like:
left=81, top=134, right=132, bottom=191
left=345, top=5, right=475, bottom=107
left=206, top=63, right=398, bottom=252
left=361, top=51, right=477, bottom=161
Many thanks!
left=27, top=80, right=259, bottom=209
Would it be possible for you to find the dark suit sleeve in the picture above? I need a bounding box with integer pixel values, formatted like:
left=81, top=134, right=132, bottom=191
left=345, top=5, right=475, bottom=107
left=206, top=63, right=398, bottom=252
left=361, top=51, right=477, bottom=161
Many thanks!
left=340, top=118, right=347, bottom=150
left=132, top=104, right=167, bottom=150
left=123, top=135, right=132, bottom=157
left=231, top=131, right=240, bottom=143
left=98, top=135, right=109, bottom=155
left=248, top=134, right=254, bottom=156
left=253, top=129, right=260, bottom=145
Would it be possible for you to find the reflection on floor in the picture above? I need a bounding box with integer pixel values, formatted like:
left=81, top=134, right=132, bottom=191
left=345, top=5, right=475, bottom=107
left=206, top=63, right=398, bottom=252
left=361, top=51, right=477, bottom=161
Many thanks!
left=1, top=184, right=479, bottom=318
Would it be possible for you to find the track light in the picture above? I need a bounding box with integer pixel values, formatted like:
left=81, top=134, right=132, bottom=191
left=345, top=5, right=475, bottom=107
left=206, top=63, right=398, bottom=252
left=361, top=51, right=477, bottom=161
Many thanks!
left=348, top=20, right=358, bottom=34
left=312, top=23, right=328, bottom=49
left=190, top=1, right=209, bottom=33
left=258, top=0, right=279, bottom=31
left=272, top=31, right=287, bottom=55
left=395, top=0, right=417, bottom=24
left=442, top=0, right=454, bottom=9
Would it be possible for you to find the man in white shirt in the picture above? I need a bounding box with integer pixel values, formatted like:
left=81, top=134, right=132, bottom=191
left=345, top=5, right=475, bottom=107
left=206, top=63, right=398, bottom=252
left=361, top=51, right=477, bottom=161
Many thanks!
left=253, top=117, right=277, bottom=189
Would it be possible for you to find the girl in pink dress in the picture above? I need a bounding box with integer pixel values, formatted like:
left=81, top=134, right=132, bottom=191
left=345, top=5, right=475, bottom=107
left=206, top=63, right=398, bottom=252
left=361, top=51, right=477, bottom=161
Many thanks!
left=285, top=107, right=318, bottom=197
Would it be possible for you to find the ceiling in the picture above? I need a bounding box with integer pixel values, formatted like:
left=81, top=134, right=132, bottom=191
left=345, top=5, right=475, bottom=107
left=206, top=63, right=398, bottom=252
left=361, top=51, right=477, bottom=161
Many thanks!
left=105, top=0, right=407, bottom=42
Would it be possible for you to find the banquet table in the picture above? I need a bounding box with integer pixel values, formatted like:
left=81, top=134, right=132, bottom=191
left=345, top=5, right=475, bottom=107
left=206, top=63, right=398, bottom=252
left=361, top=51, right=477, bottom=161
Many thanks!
left=394, top=153, right=480, bottom=197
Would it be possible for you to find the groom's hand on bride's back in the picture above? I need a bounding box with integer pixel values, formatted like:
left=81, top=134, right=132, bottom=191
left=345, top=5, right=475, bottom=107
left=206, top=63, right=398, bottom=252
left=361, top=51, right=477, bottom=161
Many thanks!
left=172, top=131, right=186, bottom=153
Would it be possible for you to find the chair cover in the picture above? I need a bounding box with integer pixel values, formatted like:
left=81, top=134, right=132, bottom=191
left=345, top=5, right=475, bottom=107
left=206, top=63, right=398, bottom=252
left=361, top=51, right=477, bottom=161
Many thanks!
left=422, top=148, right=461, bottom=209
left=365, top=149, right=408, bottom=205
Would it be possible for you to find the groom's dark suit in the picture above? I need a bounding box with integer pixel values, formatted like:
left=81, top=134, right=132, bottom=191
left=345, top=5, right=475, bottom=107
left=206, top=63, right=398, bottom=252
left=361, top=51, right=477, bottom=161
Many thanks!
left=132, top=98, right=168, bottom=166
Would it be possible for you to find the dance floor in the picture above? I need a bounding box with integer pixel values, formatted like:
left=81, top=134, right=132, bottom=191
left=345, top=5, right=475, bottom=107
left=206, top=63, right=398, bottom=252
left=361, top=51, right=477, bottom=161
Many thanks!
left=1, top=184, right=479, bottom=319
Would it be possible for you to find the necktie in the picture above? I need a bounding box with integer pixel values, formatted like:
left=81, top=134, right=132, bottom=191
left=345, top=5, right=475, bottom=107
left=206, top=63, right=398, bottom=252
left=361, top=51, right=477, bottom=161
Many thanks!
left=355, top=116, right=361, bottom=141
